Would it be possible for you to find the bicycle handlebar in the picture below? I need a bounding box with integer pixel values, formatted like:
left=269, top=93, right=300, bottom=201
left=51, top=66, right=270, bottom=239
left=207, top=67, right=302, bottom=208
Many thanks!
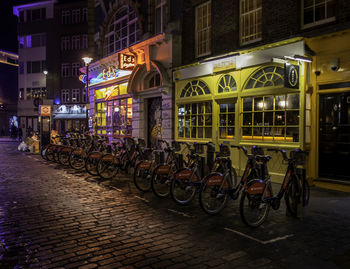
left=231, top=145, right=248, bottom=157
left=267, top=148, right=288, bottom=161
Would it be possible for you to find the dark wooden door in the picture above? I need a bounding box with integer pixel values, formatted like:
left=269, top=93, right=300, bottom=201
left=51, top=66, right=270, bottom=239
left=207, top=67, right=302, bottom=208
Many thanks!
left=319, top=92, right=350, bottom=179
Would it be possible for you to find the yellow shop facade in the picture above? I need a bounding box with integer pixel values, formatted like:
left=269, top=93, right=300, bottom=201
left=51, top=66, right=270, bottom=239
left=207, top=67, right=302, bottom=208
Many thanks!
left=173, top=38, right=312, bottom=183
left=306, top=29, right=350, bottom=188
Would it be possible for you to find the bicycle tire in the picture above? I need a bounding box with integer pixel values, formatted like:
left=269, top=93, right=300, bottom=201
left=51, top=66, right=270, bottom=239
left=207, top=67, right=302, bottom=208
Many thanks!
left=133, top=161, right=152, bottom=192
left=239, top=180, right=271, bottom=227
left=58, top=150, right=70, bottom=166
left=69, top=152, right=85, bottom=170
left=85, top=152, right=102, bottom=176
left=151, top=173, right=171, bottom=198
left=170, top=169, right=197, bottom=205
left=285, top=176, right=301, bottom=217
left=97, top=154, right=119, bottom=179
left=45, top=146, right=55, bottom=162
left=199, top=173, right=231, bottom=215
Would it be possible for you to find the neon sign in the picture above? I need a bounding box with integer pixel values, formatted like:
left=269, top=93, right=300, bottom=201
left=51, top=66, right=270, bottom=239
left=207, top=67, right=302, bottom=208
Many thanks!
left=100, top=86, right=119, bottom=100
left=102, top=66, right=118, bottom=80
left=119, top=54, right=135, bottom=70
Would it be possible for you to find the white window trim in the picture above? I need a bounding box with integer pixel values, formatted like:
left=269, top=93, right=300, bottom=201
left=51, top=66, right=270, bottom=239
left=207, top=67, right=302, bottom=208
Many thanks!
left=71, top=89, right=80, bottom=103
left=195, top=1, right=212, bottom=58
left=62, top=89, right=70, bottom=103
left=301, top=0, right=336, bottom=29
left=155, top=0, right=167, bottom=34
left=240, top=0, right=262, bottom=46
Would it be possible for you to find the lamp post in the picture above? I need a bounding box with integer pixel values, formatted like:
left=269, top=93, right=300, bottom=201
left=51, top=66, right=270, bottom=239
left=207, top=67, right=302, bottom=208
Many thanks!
left=82, top=57, right=93, bottom=133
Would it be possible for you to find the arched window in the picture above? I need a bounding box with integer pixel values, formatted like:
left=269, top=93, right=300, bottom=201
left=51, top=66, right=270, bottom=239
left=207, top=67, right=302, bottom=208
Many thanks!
left=145, top=72, right=161, bottom=89
left=218, top=74, right=237, bottom=93
left=244, top=65, right=284, bottom=90
left=104, top=6, right=140, bottom=56
left=180, top=80, right=210, bottom=97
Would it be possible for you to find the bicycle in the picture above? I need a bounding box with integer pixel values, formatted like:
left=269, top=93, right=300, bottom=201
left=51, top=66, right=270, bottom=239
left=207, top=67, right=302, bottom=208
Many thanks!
left=239, top=148, right=309, bottom=227
left=198, top=145, right=263, bottom=215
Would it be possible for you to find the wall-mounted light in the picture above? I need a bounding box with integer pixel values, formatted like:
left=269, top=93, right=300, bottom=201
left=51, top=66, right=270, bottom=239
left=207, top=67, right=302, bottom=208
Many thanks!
left=43, top=70, right=48, bottom=75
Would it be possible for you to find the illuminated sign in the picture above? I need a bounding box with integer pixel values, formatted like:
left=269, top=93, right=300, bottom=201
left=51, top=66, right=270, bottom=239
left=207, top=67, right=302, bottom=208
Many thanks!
left=103, top=66, right=118, bottom=80
left=119, top=54, right=135, bottom=70
left=101, top=86, right=119, bottom=100
left=39, top=105, right=51, bottom=116
left=284, top=64, right=299, bottom=89
left=95, top=83, right=128, bottom=100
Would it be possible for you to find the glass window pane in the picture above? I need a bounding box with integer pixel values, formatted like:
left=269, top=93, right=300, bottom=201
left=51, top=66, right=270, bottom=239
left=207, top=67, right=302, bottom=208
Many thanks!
left=287, top=127, right=299, bottom=142
left=286, top=111, right=300, bottom=125
left=254, top=97, right=263, bottom=111
left=243, top=97, right=252, bottom=111
left=242, top=127, right=252, bottom=136
left=275, top=111, right=285, bottom=125
left=264, top=112, right=273, bottom=126
left=286, top=94, right=299, bottom=109
left=254, top=112, right=263, bottom=126
left=243, top=113, right=252, bottom=126
left=276, top=95, right=286, bottom=110
left=264, top=96, right=273, bottom=110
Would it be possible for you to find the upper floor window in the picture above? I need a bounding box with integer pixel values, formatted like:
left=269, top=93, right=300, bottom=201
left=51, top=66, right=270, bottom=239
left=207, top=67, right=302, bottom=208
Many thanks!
left=31, top=33, right=46, bottom=47
left=72, top=35, right=81, bottom=50
left=155, top=0, right=167, bottom=34
left=240, top=0, right=262, bottom=45
left=61, top=63, right=70, bottom=77
left=61, top=36, right=70, bottom=50
left=62, top=10, right=70, bottom=24
left=62, top=89, right=70, bottom=103
left=82, top=8, right=88, bottom=22
left=19, top=11, right=25, bottom=22
left=72, top=62, right=80, bottom=77
left=82, top=35, right=88, bottom=49
left=27, top=61, right=45, bottom=74
left=72, top=9, right=81, bottom=24
left=72, top=89, right=81, bottom=103
left=195, top=1, right=211, bottom=57
left=18, top=36, right=25, bottom=48
left=303, top=0, right=335, bottom=28
left=26, top=8, right=46, bottom=22
left=19, top=62, right=24, bottom=74
left=103, top=6, right=140, bottom=56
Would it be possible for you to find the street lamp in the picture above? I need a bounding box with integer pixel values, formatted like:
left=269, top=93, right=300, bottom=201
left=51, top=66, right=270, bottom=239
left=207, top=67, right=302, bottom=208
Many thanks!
left=82, top=57, right=93, bottom=133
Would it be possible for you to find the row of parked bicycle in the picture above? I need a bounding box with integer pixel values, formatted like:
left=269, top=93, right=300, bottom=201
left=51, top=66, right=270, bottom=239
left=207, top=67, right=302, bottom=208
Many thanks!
left=40, top=133, right=310, bottom=228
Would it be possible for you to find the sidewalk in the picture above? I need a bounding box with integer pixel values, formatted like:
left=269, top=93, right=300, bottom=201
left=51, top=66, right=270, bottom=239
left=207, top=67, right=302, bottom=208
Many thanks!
left=0, top=136, right=19, bottom=142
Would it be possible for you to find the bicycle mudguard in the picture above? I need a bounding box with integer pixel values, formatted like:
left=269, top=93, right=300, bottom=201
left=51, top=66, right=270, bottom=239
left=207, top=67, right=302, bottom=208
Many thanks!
left=137, top=160, right=152, bottom=169
left=89, top=152, right=102, bottom=159
left=245, top=179, right=271, bottom=197
left=174, top=168, right=198, bottom=182
left=72, top=148, right=84, bottom=155
left=154, top=164, right=171, bottom=175
left=205, top=172, right=230, bottom=188
left=61, top=147, right=73, bottom=153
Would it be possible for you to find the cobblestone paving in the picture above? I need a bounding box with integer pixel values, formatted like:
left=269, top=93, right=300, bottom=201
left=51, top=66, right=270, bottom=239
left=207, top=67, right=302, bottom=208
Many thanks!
left=0, top=142, right=350, bottom=269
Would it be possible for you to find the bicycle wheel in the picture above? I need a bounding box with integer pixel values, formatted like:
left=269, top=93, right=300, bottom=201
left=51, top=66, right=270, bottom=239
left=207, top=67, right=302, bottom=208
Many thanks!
left=151, top=173, right=171, bottom=198
left=97, top=154, right=119, bottom=179
left=45, top=146, right=55, bottom=162
left=199, top=173, right=231, bottom=215
left=85, top=152, right=102, bottom=176
left=133, top=161, right=152, bottom=192
left=58, top=150, right=70, bottom=166
left=40, top=145, right=48, bottom=160
left=285, top=176, right=301, bottom=217
left=170, top=170, right=197, bottom=205
left=240, top=180, right=271, bottom=227
left=69, top=152, right=85, bottom=170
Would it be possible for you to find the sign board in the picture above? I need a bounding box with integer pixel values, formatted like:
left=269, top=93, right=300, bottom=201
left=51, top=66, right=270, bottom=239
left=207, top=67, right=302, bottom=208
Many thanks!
left=284, top=63, right=299, bottom=89
left=119, top=53, right=135, bottom=71
left=39, top=105, right=51, bottom=116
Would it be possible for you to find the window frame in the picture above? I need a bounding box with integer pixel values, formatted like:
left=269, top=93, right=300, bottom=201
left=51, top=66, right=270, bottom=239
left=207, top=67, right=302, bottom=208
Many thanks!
left=155, top=0, right=167, bottom=34
left=71, top=89, right=81, bottom=103
left=240, top=0, right=262, bottom=45
left=62, top=89, right=70, bottom=103
left=301, top=0, right=336, bottom=29
left=195, top=1, right=212, bottom=58
left=61, top=63, right=71, bottom=78
left=72, top=62, right=80, bottom=77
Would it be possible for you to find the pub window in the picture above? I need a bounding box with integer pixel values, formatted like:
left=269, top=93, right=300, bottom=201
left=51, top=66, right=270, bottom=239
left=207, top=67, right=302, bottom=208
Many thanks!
left=241, top=94, right=300, bottom=142
left=303, top=0, right=335, bottom=28
left=219, top=100, right=236, bottom=139
left=112, top=98, right=133, bottom=136
left=244, top=65, right=284, bottom=90
left=218, top=74, right=237, bottom=93
left=240, top=0, right=262, bottom=45
left=178, top=102, right=212, bottom=139
left=195, top=1, right=211, bottom=57
left=180, top=80, right=210, bottom=97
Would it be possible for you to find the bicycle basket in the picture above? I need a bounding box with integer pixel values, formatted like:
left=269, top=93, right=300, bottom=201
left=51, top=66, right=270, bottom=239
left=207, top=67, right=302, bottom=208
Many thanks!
left=290, top=151, right=307, bottom=165
left=172, top=141, right=181, bottom=152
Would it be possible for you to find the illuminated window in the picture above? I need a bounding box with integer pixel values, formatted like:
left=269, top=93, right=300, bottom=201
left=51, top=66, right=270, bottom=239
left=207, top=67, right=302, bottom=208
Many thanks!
left=218, top=74, right=237, bottom=93
left=26, top=88, right=32, bottom=100
left=303, top=0, right=335, bottom=28
left=180, top=80, right=210, bottom=98
left=178, top=102, right=212, bottom=139
left=103, top=6, right=140, bottom=56
left=19, top=88, right=24, bottom=100
left=155, top=0, right=167, bottom=34
left=72, top=89, right=80, bottom=103
left=18, top=36, right=25, bottom=48
left=61, top=36, right=70, bottom=50
left=240, top=0, right=262, bottom=45
left=195, top=1, right=211, bottom=57
left=62, top=89, right=70, bottom=103
left=241, top=94, right=300, bottom=142
left=219, top=101, right=236, bottom=139
left=244, top=65, right=284, bottom=89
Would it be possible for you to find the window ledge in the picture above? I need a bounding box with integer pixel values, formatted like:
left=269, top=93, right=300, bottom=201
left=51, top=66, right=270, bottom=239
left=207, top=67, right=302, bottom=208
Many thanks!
left=301, top=17, right=336, bottom=30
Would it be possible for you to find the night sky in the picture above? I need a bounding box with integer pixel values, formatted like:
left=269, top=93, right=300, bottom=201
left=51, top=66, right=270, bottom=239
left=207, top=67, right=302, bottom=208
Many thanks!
left=0, top=0, right=18, bottom=53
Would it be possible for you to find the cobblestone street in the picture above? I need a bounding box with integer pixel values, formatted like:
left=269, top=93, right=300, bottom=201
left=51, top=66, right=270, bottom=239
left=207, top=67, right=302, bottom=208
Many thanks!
left=0, top=141, right=350, bottom=269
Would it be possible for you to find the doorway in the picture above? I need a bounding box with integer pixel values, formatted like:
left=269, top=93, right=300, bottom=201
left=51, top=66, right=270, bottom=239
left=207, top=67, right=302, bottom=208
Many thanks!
left=147, top=97, right=162, bottom=148
left=319, top=92, right=350, bottom=179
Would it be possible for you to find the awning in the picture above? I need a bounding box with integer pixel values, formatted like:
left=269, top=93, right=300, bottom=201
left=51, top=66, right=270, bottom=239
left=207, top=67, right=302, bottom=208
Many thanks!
left=53, top=114, right=86, bottom=119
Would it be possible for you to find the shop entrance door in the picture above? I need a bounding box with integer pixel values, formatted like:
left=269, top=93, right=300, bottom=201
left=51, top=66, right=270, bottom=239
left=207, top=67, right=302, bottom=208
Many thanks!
left=147, top=97, right=162, bottom=148
left=319, top=92, right=350, bottom=179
